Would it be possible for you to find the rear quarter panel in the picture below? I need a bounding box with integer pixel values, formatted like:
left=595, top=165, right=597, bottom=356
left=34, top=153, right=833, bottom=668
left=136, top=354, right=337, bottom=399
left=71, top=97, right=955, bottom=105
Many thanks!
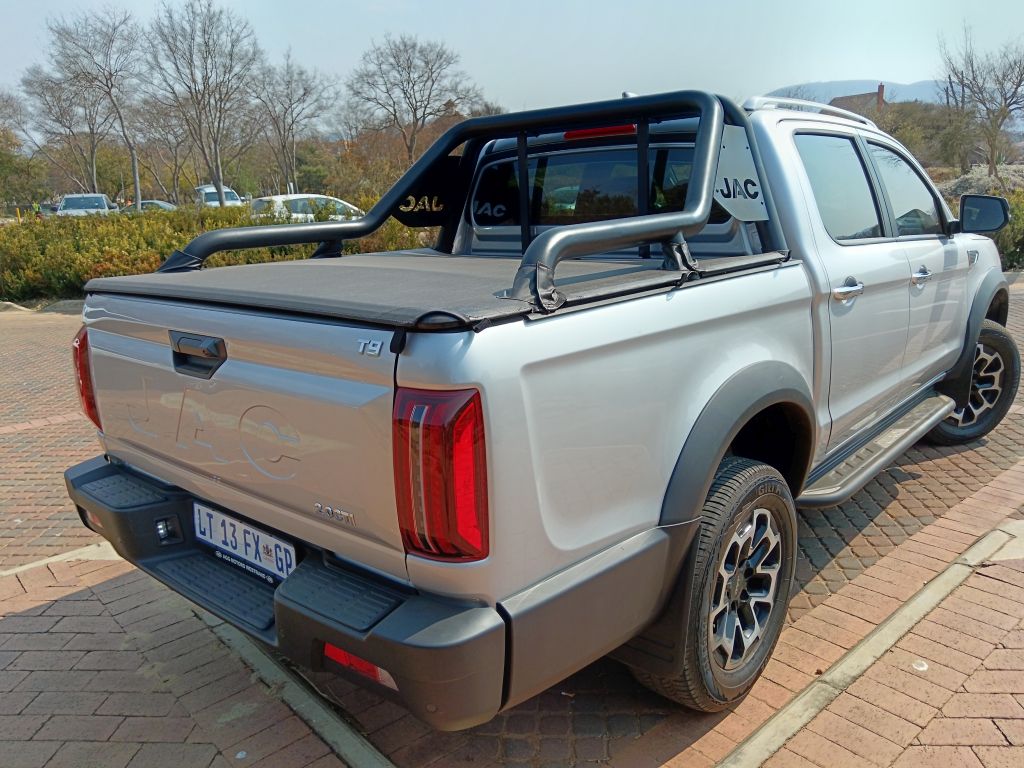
left=397, top=262, right=814, bottom=603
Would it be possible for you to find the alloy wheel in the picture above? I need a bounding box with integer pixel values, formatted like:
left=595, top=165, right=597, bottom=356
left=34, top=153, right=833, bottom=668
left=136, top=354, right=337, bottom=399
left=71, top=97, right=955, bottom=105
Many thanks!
left=948, top=342, right=1005, bottom=428
left=708, top=506, right=783, bottom=671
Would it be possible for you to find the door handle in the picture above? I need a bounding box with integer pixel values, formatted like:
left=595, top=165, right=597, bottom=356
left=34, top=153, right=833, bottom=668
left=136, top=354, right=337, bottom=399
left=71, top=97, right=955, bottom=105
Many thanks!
left=169, top=331, right=226, bottom=379
left=832, top=279, right=865, bottom=302
left=911, top=267, right=932, bottom=286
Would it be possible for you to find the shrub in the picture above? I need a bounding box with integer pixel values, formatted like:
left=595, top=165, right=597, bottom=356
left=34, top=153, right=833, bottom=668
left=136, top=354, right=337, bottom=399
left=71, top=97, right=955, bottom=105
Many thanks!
left=0, top=203, right=434, bottom=301
left=938, top=165, right=1024, bottom=198
left=997, top=191, right=1024, bottom=270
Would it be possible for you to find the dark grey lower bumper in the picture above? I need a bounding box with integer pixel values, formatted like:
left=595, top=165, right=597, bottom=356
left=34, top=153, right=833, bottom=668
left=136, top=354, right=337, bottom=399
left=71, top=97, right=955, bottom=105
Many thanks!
left=65, top=455, right=692, bottom=730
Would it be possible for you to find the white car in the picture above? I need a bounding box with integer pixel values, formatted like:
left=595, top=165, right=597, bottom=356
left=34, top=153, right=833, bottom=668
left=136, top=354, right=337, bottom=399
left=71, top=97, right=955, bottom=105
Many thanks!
left=54, top=194, right=119, bottom=216
left=195, top=184, right=243, bottom=207
left=251, top=194, right=363, bottom=222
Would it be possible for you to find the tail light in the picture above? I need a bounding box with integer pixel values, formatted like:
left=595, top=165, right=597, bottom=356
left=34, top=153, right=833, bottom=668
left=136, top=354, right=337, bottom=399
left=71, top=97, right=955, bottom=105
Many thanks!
left=392, top=387, right=488, bottom=561
left=72, top=326, right=102, bottom=431
left=324, top=643, right=397, bottom=690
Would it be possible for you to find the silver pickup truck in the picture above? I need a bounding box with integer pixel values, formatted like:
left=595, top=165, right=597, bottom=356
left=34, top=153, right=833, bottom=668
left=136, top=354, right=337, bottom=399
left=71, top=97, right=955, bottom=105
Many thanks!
left=65, top=91, right=1018, bottom=731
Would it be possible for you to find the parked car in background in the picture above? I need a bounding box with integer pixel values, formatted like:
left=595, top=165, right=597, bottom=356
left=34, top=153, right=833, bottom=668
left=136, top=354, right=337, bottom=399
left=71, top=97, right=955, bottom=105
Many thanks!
left=54, top=194, right=119, bottom=216
left=195, top=184, right=244, bottom=207
left=140, top=200, right=177, bottom=212
left=251, top=194, right=364, bottom=222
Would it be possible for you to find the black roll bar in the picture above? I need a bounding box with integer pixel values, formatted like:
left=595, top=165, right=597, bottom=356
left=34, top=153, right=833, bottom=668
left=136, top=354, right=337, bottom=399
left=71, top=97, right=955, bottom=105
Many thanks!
left=158, top=90, right=786, bottom=312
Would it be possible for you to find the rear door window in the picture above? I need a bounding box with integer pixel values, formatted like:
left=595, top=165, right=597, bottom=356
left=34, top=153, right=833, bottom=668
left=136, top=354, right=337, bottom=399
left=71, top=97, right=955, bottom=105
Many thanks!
left=286, top=198, right=314, bottom=215
left=471, top=146, right=700, bottom=227
left=794, top=134, right=882, bottom=241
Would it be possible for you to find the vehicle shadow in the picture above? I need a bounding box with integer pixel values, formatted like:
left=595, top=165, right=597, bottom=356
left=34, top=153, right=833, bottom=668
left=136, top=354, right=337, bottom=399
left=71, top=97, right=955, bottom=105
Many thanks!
left=304, top=421, right=1024, bottom=767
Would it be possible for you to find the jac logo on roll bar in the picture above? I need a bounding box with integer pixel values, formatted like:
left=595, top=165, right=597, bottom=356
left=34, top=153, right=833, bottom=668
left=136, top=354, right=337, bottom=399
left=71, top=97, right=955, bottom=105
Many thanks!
left=398, top=195, right=444, bottom=213
left=718, top=177, right=760, bottom=200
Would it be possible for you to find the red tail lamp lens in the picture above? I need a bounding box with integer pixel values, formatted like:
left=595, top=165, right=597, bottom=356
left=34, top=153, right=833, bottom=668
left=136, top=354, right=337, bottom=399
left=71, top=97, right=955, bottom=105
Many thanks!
left=393, top=388, right=488, bottom=561
left=72, top=326, right=102, bottom=431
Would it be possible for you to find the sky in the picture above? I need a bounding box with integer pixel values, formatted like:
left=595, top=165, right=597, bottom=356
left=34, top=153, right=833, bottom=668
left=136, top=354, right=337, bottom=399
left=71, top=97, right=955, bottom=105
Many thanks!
left=0, top=0, right=1021, bottom=110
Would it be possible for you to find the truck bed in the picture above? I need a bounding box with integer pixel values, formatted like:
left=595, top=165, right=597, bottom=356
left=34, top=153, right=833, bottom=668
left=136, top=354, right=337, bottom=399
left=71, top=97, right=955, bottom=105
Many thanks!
left=85, top=250, right=679, bottom=330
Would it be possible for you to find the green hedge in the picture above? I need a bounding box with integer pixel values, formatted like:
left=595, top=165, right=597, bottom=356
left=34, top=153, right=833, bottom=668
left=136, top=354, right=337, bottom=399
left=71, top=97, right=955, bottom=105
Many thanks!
left=996, top=191, right=1024, bottom=270
left=4, top=192, right=1024, bottom=302
left=0, top=200, right=423, bottom=302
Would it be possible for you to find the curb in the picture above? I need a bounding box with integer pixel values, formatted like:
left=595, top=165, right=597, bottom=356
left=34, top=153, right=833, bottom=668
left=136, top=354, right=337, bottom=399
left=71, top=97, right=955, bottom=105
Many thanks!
left=200, top=613, right=397, bottom=768
left=0, top=541, right=119, bottom=577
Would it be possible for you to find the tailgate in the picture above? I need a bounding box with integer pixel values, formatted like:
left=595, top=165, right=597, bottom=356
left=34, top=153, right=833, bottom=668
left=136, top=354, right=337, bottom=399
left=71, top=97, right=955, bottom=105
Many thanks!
left=83, top=292, right=407, bottom=580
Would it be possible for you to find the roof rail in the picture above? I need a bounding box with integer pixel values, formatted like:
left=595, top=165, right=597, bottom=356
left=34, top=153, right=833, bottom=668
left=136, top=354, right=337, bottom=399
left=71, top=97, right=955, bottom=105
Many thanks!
left=742, top=95, right=878, bottom=129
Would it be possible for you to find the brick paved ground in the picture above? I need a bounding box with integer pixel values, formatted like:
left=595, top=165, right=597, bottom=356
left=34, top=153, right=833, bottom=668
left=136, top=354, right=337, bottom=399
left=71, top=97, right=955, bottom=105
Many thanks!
left=0, top=558, right=345, bottom=768
left=769, top=552, right=1024, bottom=768
left=0, top=309, right=99, bottom=566
left=4, top=288, right=1024, bottom=767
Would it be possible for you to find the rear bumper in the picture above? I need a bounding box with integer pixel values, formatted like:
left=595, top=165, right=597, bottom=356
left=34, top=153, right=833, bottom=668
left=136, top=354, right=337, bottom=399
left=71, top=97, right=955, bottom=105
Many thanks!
left=66, top=455, right=688, bottom=730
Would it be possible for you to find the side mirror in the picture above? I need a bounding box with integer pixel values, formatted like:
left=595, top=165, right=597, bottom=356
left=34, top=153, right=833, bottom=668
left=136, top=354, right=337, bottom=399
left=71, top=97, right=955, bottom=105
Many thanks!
left=959, top=194, right=1010, bottom=234
left=50, top=205, right=58, bottom=212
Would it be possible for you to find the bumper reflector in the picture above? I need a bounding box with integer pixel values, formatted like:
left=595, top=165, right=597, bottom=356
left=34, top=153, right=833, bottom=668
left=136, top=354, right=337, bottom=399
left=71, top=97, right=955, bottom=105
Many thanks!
left=324, top=642, right=398, bottom=690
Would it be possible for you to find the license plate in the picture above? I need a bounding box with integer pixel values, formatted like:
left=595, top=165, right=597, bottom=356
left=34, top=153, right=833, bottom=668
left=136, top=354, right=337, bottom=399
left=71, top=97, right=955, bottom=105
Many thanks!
left=193, top=502, right=296, bottom=583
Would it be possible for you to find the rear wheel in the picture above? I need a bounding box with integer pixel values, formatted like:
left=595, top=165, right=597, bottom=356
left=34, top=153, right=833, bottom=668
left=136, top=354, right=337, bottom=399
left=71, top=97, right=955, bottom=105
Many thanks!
left=632, top=457, right=797, bottom=711
left=927, top=320, right=1020, bottom=446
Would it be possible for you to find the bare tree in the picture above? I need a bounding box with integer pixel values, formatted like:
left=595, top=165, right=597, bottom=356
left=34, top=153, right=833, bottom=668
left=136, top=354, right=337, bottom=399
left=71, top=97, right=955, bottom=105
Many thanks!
left=48, top=8, right=144, bottom=210
left=20, top=65, right=115, bottom=192
left=253, top=51, right=335, bottom=193
left=0, top=89, right=20, bottom=131
left=134, top=95, right=195, bottom=204
left=147, top=0, right=261, bottom=206
left=941, top=28, right=1024, bottom=181
left=773, top=84, right=816, bottom=102
left=346, top=35, right=480, bottom=165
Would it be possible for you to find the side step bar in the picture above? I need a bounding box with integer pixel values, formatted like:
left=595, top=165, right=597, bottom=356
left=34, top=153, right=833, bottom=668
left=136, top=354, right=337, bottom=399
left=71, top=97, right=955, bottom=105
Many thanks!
left=798, top=394, right=954, bottom=508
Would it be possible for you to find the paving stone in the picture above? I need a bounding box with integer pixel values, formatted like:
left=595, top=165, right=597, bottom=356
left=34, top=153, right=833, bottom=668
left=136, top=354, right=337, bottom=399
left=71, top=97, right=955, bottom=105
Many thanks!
left=917, top=717, right=1009, bottom=746
left=110, top=716, right=194, bottom=743
left=807, top=709, right=904, bottom=764
left=892, top=745, right=984, bottom=767
left=46, top=741, right=141, bottom=768
left=974, top=746, right=1024, bottom=768
left=0, top=740, right=60, bottom=768
left=126, top=742, right=218, bottom=768
left=943, top=694, right=1024, bottom=719
left=827, top=692, right=920, bottom=746
left=22, top=691, right=106, bottom=715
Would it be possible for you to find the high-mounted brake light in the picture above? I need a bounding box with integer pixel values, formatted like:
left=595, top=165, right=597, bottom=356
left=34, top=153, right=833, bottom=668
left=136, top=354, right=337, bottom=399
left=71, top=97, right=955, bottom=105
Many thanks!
left=72, top=326, right=102, bottom=431
left=563, top=124, right=637, bottom=141
left=393, top=387, right=488, bottom=561
left=323, top=643, right=398, bottom=690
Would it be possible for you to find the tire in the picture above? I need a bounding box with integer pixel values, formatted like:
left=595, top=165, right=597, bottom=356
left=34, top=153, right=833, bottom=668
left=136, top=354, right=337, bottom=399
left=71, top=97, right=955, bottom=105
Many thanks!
left=927, top=319, right=1020, bottom=446
left=632, top=456, right=797, bottom=711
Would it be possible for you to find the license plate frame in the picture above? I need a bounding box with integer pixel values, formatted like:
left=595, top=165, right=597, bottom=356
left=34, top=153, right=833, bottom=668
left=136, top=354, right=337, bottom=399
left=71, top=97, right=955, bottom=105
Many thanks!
left=193, top=502, right=296, bottom=583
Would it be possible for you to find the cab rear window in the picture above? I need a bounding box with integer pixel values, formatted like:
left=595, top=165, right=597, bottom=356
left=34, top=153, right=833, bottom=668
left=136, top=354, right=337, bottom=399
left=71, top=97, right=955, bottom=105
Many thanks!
left=472, top=146, right=717, bottom=227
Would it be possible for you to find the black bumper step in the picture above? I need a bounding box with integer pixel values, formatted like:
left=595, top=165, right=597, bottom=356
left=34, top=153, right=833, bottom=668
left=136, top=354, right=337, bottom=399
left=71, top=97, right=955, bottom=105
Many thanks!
left=154, top=553, right=276, bottom=631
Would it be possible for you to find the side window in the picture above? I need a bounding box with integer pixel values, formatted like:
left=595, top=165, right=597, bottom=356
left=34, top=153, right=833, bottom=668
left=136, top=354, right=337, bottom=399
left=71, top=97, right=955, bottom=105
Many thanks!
left=286, top=198, right=314, bottom=215
left=794, top=134, right=882, bottom=241
left=867, top=144, right=943, bottom=237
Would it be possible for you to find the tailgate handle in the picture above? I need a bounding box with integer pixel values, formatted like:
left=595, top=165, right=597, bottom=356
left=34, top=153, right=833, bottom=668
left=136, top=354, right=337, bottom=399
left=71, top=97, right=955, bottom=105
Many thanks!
left=169, top=331, right=226, bottom=379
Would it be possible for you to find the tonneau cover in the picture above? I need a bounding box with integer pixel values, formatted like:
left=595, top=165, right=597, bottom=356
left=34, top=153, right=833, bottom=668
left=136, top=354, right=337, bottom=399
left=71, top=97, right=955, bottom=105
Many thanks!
left=85, top=250, right=677, bottom=329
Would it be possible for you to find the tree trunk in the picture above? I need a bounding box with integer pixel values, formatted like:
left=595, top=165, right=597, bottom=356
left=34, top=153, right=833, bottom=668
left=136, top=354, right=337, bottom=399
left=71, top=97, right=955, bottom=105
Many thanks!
left=90, top=147, right=99, bottom=193
left=129, top=145, right=142, bottom=211
left=213, top=142, right=226, bottom=207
